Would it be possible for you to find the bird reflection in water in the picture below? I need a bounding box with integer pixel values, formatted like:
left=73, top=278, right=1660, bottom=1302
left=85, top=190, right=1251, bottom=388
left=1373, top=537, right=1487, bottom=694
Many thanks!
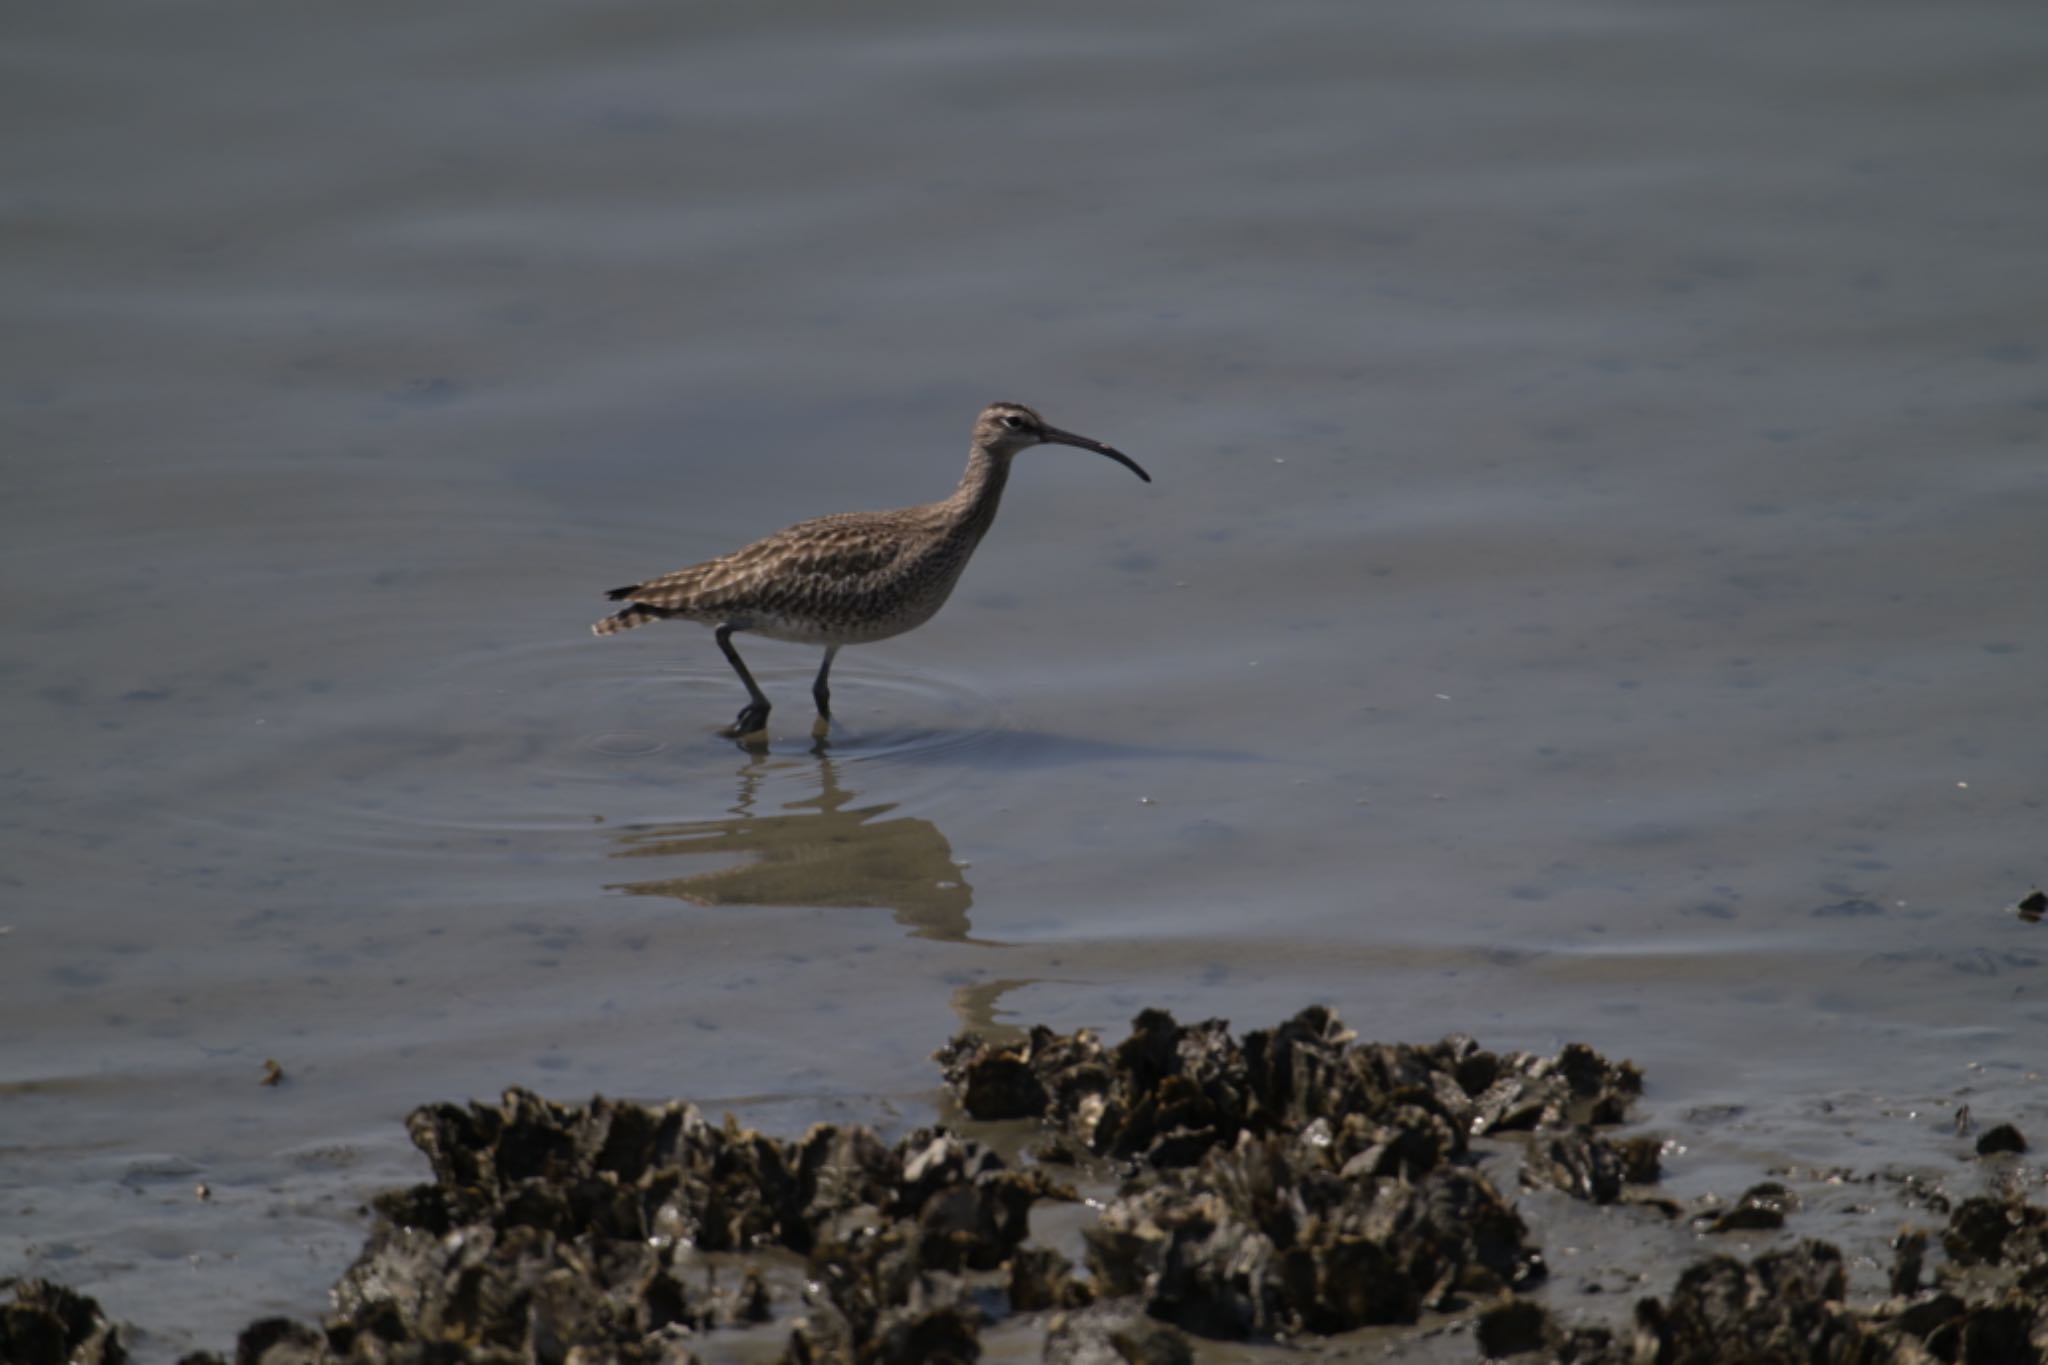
left=604, top=753, right=988, bottom=945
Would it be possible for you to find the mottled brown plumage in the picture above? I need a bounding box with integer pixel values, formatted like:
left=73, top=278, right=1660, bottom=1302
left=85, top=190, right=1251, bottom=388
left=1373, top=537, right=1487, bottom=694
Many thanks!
left=594, top=402, right=1147, bottom=738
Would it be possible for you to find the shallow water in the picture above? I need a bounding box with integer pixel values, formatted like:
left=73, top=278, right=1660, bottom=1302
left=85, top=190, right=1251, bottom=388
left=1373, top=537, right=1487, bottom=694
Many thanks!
left=5, top=0, right=2046, bottom=1355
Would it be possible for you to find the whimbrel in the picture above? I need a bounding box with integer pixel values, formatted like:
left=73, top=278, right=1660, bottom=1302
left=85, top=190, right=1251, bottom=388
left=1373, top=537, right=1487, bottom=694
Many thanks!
left=593, top=402, right=1149, bottom=738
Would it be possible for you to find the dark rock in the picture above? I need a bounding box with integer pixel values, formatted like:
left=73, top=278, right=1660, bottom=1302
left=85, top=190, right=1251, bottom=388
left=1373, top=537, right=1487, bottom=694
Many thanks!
left=1887, top=1289, right=1965, bottom=1338
left=1707, top=1205, right=1785, bottom=1233
left=1006, top=1246, right=1089, bottom=1313
left=869, top=1287, right=982, bottom=1365
left=319, top=1089, right=1066, bottom=1362
left=1522, top=1127, right=1626, bottom=1204
left=1943, top=1193, right=2048, bottom=1270
left=1705, top=1181, right=1794, bottom=1233
left=1631, top=1240, right=1891, bottom=1363
left=0, top=1280, right=127, bottom=1365
left=231, top=1317, right=323, bottom=1365
left=1547, top=1325, right=1624, bottom=1363
left=1976, top=1122, right=2029, bottom=1156
left=1626, top=1194, right=1688, bottom=1220
left=932, top=1033, right=1050, bottom=1120
left=367, top=1181, right=452, bottom=1236
left=1084, top=1132, right=1540, bottom=1338
left=1453, top=1039, right=1642, bottom=1135
left=729, top=1270, right=772, bottom=1325
left=1474, top=1296, right=1550, bottom=1356
left=1890, top=1226, right=1928, bottom=1296
left=1923, top=1301, right=2044, bottom=1364
left=937, top=1007, right=1642, bottom=1186
left=894, top=1131, right=1044, bottom=1272
left=1614, top=1135, right=1663, bottom=1185
left=781, top=1303, right=852, bottom=1364
left=1944, top=1196, right=2014, bottom=1267
left=788, top=1227, right=984, bottom=1365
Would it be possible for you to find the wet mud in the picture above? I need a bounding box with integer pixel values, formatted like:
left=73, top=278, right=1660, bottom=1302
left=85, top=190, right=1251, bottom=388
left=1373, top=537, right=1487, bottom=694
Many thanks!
left=9, top=1008, right=2046, bottom=1364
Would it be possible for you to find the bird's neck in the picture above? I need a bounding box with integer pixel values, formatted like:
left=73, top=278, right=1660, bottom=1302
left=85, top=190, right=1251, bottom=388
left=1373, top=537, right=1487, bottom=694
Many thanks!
left=943, top=445, right=1011, bottom=542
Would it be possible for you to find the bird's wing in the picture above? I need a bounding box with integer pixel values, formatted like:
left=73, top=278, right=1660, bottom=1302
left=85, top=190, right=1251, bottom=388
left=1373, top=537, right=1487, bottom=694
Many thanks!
left=614, top=513, right=916, bottom=616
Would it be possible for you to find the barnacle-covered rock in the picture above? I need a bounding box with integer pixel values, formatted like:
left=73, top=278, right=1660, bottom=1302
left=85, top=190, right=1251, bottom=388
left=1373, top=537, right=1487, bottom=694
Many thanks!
left=43, top=1007, right=2048, bottom=1364
left=1, top=1280, right=127, bottom=1365
left=939, top=1007, right=1646, bottom=1182
left=320, top=1090, right=1050, bottom=1362
left=1083, top=1127, right=1541, bottom=1338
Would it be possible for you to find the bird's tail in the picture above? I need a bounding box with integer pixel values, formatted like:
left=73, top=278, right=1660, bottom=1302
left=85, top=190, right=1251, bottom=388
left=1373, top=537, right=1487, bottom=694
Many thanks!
left=592, top=584, right=677, bottom=637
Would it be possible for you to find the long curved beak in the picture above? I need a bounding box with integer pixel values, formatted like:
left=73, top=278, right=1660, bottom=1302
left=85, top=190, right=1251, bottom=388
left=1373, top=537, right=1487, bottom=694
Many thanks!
left=1043, top=426, right=1151, bottom=483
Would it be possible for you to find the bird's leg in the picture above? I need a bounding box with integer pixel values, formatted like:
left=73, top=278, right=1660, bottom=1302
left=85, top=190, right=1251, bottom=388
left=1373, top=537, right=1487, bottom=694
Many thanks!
left=810, top=646, right=840, bottom=741
left=811, top=648, right=840, bottom=718
left=715, top=626, right=771, bottom=737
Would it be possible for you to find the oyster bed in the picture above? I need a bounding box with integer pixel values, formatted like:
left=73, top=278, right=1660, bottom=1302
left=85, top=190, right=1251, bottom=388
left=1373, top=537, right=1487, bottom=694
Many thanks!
left=6, top=1007, right=2044, bottom=1363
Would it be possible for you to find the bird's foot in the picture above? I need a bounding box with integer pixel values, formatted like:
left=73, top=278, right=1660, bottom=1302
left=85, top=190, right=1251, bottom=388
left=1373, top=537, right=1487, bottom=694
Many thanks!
left=724, top=703, right=771, bottom=740
left=810, top=714, right=832, bottom=744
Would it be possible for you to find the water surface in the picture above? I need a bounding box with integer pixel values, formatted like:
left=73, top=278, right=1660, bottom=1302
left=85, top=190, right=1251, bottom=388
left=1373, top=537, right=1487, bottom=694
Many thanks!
left=4, top=1, right=2045, bottom=1355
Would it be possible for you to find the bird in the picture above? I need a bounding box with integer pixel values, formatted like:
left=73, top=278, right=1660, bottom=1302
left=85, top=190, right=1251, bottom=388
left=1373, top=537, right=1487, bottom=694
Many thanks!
left=592, top=402, right=1149, bottom=739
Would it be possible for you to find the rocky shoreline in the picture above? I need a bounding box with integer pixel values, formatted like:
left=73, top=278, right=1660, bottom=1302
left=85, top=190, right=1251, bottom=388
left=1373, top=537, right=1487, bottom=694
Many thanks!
left=6, top=1007, right=2043, bottom=1363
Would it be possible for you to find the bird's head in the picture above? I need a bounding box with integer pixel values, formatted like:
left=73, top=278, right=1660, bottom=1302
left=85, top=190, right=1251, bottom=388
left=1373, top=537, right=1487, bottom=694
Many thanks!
left=972, top=402, right=1150, bottom=481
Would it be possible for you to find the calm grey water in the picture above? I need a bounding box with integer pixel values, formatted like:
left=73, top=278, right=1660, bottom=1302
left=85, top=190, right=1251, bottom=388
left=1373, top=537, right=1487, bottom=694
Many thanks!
left=5, top=1, right=2046, bottom=1356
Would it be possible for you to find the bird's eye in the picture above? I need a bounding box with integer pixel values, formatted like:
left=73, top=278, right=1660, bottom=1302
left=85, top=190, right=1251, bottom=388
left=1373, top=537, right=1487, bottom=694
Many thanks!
left=1002, top=415, right=1027, bottom=430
